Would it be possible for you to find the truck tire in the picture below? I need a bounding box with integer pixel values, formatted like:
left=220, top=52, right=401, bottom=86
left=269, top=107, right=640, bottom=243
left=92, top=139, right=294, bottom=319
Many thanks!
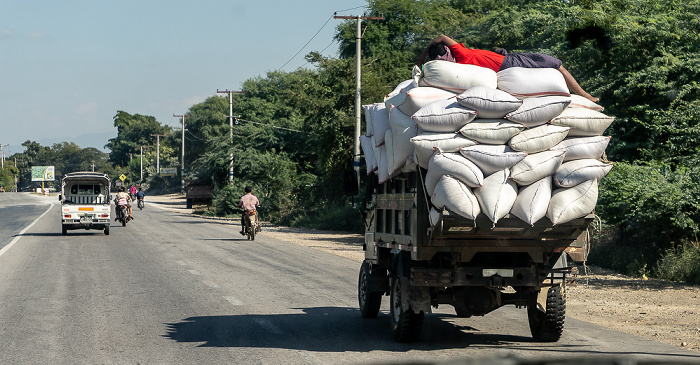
left=528, top=285, right=565, bottom=342
left=62, top=225, right=67, bottom=236
left=104, top=225, right=110, bottom=235
left=390, top=276, right=424, bottom=342
left=186, top=199, right=192, bottom=209
left=358, top=262, right=382, bottom=318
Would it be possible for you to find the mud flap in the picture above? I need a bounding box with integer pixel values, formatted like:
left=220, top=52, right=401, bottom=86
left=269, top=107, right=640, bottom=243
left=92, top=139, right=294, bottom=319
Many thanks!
left=409, top=286, right=432, bottom=314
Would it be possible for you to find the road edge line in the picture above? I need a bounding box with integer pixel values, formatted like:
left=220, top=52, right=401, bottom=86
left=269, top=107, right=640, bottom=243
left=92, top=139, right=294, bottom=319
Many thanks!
left=0, top=203, right=55, bottom=258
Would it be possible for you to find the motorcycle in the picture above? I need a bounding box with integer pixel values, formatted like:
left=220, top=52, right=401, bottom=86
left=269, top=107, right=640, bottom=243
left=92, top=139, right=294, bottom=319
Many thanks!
left=115, top=203, right=130, bottom=226
left=137, top=197, right=145, bottom=210
left=243, top=210, right=261, bottom=240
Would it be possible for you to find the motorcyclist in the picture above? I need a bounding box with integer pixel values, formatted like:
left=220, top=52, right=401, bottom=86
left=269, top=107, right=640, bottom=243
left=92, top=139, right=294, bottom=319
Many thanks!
left=129, top=185, right=137, bottom=200
left=115, top=187, right=133, bottom=221
left=135, top=187, right=145, bottom=207
left=238, top=185, right=260, bottom=235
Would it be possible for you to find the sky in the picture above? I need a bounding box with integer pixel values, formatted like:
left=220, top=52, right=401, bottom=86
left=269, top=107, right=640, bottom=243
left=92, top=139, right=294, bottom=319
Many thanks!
left=0, top=0, right=368, bottom=155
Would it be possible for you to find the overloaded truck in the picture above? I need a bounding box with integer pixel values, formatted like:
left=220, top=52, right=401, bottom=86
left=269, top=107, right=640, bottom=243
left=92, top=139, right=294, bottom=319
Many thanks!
left=356, top=60, right=611, bottom=342
left=357, top=170, right=594, bottom=342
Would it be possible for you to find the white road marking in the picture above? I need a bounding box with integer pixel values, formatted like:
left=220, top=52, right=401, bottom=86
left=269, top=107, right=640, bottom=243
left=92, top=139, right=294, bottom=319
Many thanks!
left=253, top=318, right=284, bottom=335
left=187, top=269, right=200, bottom=275
left=224, top=296, right=243, bottom=306
left=175, top=260, right=187, bottom=265
left=202, top=280, right=220, bottom=288
left=0, top=203, right=54, bottom=258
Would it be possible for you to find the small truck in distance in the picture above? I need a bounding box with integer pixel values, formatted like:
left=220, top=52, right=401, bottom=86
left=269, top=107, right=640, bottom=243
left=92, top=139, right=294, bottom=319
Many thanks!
left=59, top=172, right=112, bottom=235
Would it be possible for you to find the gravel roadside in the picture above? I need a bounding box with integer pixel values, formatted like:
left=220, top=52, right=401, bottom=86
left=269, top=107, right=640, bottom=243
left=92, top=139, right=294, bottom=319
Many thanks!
left=147, top=193, right=700, bottom=352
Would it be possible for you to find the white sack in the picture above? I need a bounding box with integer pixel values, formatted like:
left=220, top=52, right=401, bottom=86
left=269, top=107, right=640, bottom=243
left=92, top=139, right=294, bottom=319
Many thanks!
left=388, top=105, right=418, bottom=173
left=371, top=135, right=390, bottom=184
left=425, top=151, right=484, bottom=197
left=386, top=79, right=416, bottom=100
left=550, top=107, right=614, bottom=136
left=410, top=132, right=478, bottom=169
left=412, top=99, right=477, bottom=133
left=362, top=104, right=375, bottom=136
left=360, top=135, right=377, bottom=175
left=511, top=176, right=552, bottom=226
left=567, top=94, right=604, bottom=111
left=550, top=136, right=611, bottom=162
left=401, top=153, right=418, bottom=174
left=419, top=60, right=498, bottom=93
left=508, top=124, right=570, bottom=153
left=553, top=159, right=613, bottom=187
left=456, top=86, right=522, bottom=119
left=392, top=87, right=456, bottom=116
left=505, top=96, right=571, bottom=127
left=431, top=175, right=481, bottom=220
left=497, top=67, right=570, bottom=99
left=371, top=103, right=390, bottom=146
left=384, top=129, right=395, bottom=177
left=474, top=169, right=518, bottom=224
left=460, top=144, right=527, bottom=176
left=548, top=179, right=599, bottom=225
left=429, top=207, right=441, bottom=226
left=510, top=150, right=566, bottom=186
left=459, top=119, right=525, bottom=144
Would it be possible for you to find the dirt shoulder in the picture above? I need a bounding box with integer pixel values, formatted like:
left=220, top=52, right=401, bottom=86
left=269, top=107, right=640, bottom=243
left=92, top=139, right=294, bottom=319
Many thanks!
left=147, top=194, right=700, bottom=352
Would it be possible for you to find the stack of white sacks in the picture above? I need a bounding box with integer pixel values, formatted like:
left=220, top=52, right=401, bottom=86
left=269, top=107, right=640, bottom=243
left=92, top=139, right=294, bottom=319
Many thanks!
left=361, top=60, right=613, bottom=226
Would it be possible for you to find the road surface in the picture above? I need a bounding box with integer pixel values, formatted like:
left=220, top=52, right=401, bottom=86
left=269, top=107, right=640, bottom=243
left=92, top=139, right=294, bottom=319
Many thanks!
left=0, top=192, right=698, bottom=364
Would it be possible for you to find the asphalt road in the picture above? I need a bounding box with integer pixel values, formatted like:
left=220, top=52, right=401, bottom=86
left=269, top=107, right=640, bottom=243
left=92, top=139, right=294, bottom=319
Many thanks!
left=0, top=192, right=698, bottom=364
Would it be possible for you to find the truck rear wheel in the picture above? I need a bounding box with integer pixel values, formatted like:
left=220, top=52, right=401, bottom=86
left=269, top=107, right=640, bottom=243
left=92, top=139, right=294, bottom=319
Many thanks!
left=390, top=276, right=423, bottom=342
left=528, top=285, right=565, bottom=342
left=104, top=225, right=110, bottom=235
left=62, top=225, right=67, bottom=236
left=358, top=262, right=382, bottom=318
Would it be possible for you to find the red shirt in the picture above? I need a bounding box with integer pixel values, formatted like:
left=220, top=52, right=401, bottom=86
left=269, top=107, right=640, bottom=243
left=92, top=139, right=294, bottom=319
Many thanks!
left=449, top=43, right=505, bottom=72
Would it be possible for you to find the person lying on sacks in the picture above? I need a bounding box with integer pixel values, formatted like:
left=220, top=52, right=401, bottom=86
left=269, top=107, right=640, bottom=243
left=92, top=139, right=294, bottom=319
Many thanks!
left=416, top=34, right=599, bottom=103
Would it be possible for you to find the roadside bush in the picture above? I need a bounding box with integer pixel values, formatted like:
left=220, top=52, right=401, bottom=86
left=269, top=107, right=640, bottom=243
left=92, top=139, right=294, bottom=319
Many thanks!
left=287, top=204, right=364, bottom=233
left=588, top=223, right=652, bottom=277
left=594, top=162, right=700, bottom=277
left=656, top=242, right=700, bottom=285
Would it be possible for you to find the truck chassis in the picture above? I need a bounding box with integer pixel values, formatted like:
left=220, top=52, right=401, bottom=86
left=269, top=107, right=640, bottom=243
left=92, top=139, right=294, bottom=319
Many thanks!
left=358, top=169, right=593, bottom=342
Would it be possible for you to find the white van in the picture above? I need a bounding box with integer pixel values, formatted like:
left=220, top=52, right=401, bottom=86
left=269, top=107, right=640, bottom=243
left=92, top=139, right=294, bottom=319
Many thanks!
left=59, top=172, right=112, bottom=235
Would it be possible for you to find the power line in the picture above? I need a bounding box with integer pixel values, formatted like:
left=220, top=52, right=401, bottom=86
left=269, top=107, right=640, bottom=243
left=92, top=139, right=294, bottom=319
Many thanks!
left=276, top=6, right=368, bottom=71
left=277, top=15, right=334, bottom=71
left=293, top=39, right=338, bottom=71
left=235, top=118, right=303, bottom=133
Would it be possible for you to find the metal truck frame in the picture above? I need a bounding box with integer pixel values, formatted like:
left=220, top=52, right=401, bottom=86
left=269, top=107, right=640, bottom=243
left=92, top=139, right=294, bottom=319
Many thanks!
left=59, top=172, right=112, bottom=235
left=357, top=169, right=594, bottom=342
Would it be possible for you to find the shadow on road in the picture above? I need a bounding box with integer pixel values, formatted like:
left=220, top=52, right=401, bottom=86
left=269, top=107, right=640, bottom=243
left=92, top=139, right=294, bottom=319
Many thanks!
left=162, top=306, right=700, bottom=360
left=164, top=306, right=535, bottom=351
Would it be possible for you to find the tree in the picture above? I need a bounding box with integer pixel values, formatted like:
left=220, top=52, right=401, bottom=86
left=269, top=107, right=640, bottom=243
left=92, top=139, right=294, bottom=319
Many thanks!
left=106, top=111, right=174, bottom=168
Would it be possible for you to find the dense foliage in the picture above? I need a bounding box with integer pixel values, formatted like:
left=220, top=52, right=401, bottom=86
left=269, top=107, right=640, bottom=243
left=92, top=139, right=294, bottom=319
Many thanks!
left=5, top=0, right=699, bottom=282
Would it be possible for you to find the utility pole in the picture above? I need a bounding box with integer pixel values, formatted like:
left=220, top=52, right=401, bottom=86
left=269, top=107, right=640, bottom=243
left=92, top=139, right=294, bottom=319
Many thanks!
left=139, top=145, right=150, bottom=183
left=333, top=14, right=384, bottom=188
left=150, top=134, right=166, bottom=175
left=216, top=90, right=243, bottom=184
left=174, top=114, right=191, bottom=194
left=0, top=144, right=8, bottom=169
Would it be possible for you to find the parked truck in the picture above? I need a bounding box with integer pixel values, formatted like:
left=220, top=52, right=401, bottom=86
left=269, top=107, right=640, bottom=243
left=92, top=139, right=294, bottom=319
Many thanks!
left=356, top=170, right=594, bottom=342
left=186, top=182, right=213, bottom=209
left=59, top=172, right=112, bottom=235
